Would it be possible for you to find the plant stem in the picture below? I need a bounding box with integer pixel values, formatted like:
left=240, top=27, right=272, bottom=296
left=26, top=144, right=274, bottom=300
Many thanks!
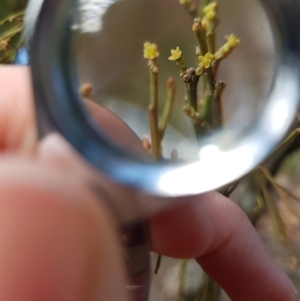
left=272, top=127, right=300, bottom=156
left=213, top=59, right=221, bottom=77
left=178, top=259, right=187, bottom=301
left=223, top=179, right=240, bottom=197
left=0, top=10, right=24, bottom=26
left=154, top=254, right=162, bottom=274
left=259, top=168, right=297, bottom=264
left=185, top=69, right=199, bottom=110
left=199, top=273, right=220, bottom=301
left=193, top=19, right=217, bottom=128
left=206, top=31, right=215, bottom=54
left=201, top=94, right=212, bottom=125
left=261, top=180, right=287, bottom=241
left=212, top=81, right=225, bottom=127
left=276, top=183, right=300, bottom=203
left=183, top=68, right=205, bottom=138
left=148, top=65, right=160, bottom=159
left=158, top=78, right=176, bottom=144
left=261, top=167, right=300, bottom=220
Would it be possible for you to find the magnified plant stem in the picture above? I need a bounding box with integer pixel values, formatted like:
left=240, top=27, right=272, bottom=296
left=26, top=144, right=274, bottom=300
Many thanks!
left=148, top=66, right=161, bottom=159
left=212, top=81, right=225, bottom=127
left=158, top=78, right=176, bottom=145
left=192, top=19, right=218, bottom=128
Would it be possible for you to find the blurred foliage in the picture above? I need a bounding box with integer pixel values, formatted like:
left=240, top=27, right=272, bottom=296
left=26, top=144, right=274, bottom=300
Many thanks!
left=0, top=0, right=27, bottom=18
left=0, top=0, right=27, bottom=63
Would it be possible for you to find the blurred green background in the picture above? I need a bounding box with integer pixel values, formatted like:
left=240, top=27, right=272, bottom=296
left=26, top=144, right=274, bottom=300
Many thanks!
left=0, top=0, right=27, bottom=63
left=0, top=0, right=27, bottom=18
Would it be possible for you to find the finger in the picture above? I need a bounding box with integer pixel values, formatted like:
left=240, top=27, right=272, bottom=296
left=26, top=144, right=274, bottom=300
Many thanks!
left=0, top=156, right=129, bottom=301
left=0, top=66, right=144, bottom=155
left=0, top=66, right=37, bottom=153
left=149, top=192, right=297, bottom=301
left=87, top=101, right=145, bottom=154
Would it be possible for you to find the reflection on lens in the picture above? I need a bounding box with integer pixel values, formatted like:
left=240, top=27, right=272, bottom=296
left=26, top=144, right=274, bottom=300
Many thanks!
left=72, top=0, right=278, bottom=163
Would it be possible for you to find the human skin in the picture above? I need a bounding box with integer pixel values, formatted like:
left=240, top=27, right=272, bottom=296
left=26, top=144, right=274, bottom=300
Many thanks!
left=0, top=65, right=297, bottom=301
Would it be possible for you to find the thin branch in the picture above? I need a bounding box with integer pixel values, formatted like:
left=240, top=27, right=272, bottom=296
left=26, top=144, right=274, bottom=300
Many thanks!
left=0, top=10, right=24, bottom=26
left=259, top=167, right=298, bottom=266
left=223, top=179, right=240, bottom=197
left=148, top=65, right=161, bottom=159
left=271, top=127, right=300, bottom=156
left=158, top=78, right=176, bottom=144
left=276, top=183, right=300, bottom=203
left=212, top=80, right=225, bottom=127
left=154, top=254, right=162, bottom=274
left=182, top=68, right=206, bottom=138
left=193, top=18, right=217, bottom=127
left=260, top=178, right=288, bottom=242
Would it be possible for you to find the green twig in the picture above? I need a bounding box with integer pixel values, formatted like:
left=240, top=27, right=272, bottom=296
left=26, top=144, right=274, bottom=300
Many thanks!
left=0, top=10, right=24, bottom=26
left=148, top=64, right=161, bottom=159
left=275, top=183, right=300, bottom=203
left=184, top=68, right=199, bottom=110
left=223, top=179, right=241, bottom=197
left=158, top=78, right=176, bottom=144
left=193, top=18, right=217, bottom=127
left=212, top=58, right=221, bottom=77
left=212, top=81, right=225, bottom=127
left=206, top=30, right=215, bottom=54
left=182, top=68, right=206, bottom=138
left=259, top=167, right=297, bottom=265
left=259, top=168, right=288, bottom=242
left=0, top=23, right=22, bottom=41
left=271, top=127, right=300, bottom=156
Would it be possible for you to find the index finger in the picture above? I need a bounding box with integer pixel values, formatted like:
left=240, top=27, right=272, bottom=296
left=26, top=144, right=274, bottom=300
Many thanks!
left=149, top=192, right=297, bottom=301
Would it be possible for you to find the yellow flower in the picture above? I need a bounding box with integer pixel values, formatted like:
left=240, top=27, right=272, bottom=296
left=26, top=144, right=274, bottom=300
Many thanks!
left=205, top=10, right=216, bottom=20
left=214, top=34, right=241, bottom=60
left=168, top=47, right=182, bottom=61
left=226, top=34, right=241, bottom=48
left=143, top=42, right=159, bottom=60
left=203, top=2, right=217, bottom=14
left=201, top=19, right=208, bottom=30
left=203, top=2, right=217, bottom=21
left=198, top=52, right=215, bottom=69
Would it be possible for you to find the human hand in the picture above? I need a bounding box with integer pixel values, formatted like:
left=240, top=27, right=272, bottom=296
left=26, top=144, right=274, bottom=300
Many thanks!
left=0, top=65, right=297, bottom=301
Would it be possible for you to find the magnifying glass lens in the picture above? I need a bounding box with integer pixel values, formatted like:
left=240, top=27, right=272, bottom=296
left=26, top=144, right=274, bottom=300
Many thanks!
left=73, top=0, right=278, bottom=161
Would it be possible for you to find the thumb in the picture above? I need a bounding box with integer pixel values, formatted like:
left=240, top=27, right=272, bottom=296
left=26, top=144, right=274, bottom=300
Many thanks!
left=0, top=156, right=129, bottom=301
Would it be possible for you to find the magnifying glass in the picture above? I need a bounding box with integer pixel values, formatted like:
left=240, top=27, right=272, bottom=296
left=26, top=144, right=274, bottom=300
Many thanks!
left=25, top=0, right=300, bottom=300
left=27, top=0, right=300, bottom=196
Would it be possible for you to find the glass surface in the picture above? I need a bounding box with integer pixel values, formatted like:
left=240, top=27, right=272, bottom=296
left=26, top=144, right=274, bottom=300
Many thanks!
left=71, top=0, right=278, bottom=162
